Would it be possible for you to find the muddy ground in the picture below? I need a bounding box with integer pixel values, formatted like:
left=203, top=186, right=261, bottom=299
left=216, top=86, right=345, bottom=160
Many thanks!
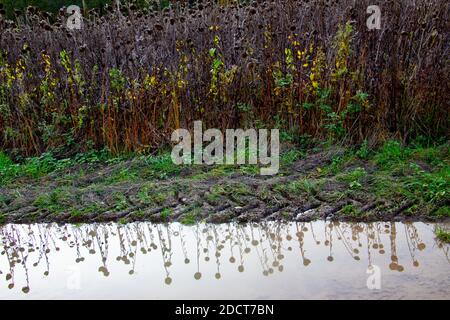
left=0, top=146, right=448, bottom=225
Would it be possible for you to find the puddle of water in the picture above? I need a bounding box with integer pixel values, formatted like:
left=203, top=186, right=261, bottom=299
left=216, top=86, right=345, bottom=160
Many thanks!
left=0, top=221, right=448, bottom=299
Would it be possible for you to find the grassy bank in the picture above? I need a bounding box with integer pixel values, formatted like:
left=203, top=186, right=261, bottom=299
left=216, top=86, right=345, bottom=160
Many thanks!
left=0, top=139, right=448, bottom=225
left=435, top=228, right=450, bottom=243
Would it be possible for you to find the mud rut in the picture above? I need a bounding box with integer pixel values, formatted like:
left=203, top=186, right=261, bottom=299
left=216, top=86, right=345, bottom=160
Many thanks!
left=0, top=148, right=441, bottom=224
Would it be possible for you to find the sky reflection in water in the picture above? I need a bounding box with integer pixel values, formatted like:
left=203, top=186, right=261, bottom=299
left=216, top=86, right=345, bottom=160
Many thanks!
left=0, top=221, right=449, bottom=299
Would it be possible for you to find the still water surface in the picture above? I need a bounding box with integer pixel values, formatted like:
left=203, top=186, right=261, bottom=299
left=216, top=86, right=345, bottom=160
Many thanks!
left=0, top=221, right=448, bottom=299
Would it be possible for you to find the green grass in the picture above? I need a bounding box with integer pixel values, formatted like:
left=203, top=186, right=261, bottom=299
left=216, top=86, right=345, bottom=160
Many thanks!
left=435, top=228, right=450, bottom=243
left=70, top=203, right=103, bottom=218
left=187, top=147, right=304, bottom=178
left=141, top=153, right=182, bottom=179
left=373, top=140, right=407, bottom=169
left=0, top=148, right=123, bottom=186
left=369, top=174, right=401, bottom=199
left=154, top=193, right=167, bottom=205
left=337, top=167, right=366, bottom=191
left=0, top=194, right=9, bottom=207
left=321, top=152, right=355, bottom=175
left=190, top=166, right=229, bottom=180
left=338, top=140, right=450, bottom=217
left=137, top=185, right=154, bottom=204
left=181, top=210, right=200, bottom=225
left=356, top=140, right=370, bottom=159
left=0, top=149, right=183, bottom=186
left=373, top=140, right=449, bottom=170
left=32, top=188, right=71, bottom=214
left=404, top=167, right=449, bottom=203
left=369, top=168, right=449, bottom=207
left=0, top=152, right=56, bottom=184
left=135, top=210, right=145, bottom=218
left=205, top=192, right=221, bottom=205
left=432, top=206, right=450, bottom=218
left=369, top=164, right=448, bottom=204
left=0, top=213, right=6, bottom=225
left=70, top=209, right=84, bottom=219
left=113, top=193, right=128, bottom=211
left=352, top=140, right=450, bottom=212
left=160, top=208, right=172, bottom=221
left=137, top=183, right=178, bottom=206
left=341, top=204, right=363, bottom=217
left=337, top=167, right=367, bottom=183
left=209, top=182, right=252, bottom=205
left=274, top=178, right=320, bottom=197
left=183, top=205, right=203, bottom=225
left=280, top=149, right=305, bottom=167
left=238, top=165, right=260, bottom=176
left=212, top=182, right=251, bottom=197
left=106, top=167, right=139, bottom=183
